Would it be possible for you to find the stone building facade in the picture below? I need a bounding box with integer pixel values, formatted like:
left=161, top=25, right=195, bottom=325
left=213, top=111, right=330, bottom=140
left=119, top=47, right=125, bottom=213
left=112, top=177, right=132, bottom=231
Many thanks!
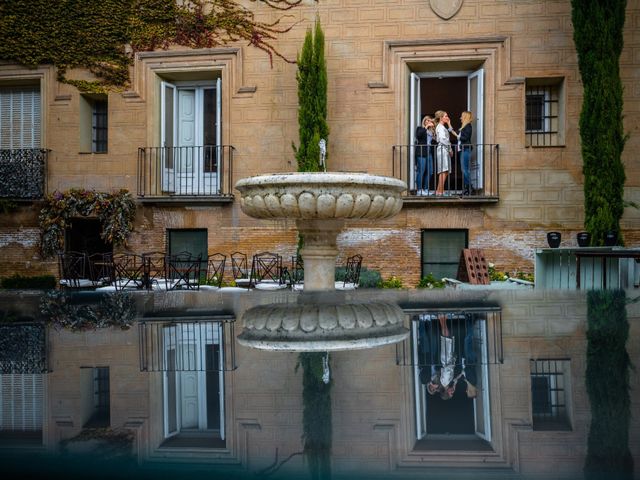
left=0, top=0, right=639, bottom=285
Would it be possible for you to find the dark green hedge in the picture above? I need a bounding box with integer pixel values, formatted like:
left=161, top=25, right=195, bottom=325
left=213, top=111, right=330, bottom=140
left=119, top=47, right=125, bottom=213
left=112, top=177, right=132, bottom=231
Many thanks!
left=1, top=274, right=57, bottom=290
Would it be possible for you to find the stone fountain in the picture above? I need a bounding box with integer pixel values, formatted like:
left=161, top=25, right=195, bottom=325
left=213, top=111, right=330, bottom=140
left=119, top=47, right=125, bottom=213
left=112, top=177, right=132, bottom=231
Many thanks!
left=235, top=171, right=409, bottom=352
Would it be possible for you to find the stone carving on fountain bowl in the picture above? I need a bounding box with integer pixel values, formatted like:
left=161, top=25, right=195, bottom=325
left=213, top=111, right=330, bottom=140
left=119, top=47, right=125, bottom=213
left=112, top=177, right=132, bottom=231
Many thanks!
left=236, top=172, right=405, bottom=221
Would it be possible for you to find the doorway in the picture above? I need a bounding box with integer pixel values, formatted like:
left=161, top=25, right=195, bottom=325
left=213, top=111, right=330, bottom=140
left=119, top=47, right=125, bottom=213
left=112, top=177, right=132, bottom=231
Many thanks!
left=65, top=218, right=111, bottom=255
left=409, top=68, right=484, bottom=192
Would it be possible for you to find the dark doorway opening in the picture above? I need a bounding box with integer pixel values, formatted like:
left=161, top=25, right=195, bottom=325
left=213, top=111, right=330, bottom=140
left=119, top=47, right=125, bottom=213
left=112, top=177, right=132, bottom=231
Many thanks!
left=65, top=218, right=111, bottom=255
left=420, top=76, right=468, bottom=191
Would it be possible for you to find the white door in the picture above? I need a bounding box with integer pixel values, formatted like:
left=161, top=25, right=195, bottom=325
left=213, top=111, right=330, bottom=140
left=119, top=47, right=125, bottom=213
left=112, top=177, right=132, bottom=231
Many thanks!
left=177, top=89, right=197, bottom=195
left=160, top=81, right=176, bottom=192
left=409, top=73, right=421, bottom=191
left=467, top=68, right=484, bottom=189
left=473, top=318, right=491, bottom=441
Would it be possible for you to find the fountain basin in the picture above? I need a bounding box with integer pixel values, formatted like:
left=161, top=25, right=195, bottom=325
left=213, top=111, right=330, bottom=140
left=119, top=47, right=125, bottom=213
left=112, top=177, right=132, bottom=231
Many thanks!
left=237, top=301, right=408, bottom=351
left=236, top=172, right=406, bottom=220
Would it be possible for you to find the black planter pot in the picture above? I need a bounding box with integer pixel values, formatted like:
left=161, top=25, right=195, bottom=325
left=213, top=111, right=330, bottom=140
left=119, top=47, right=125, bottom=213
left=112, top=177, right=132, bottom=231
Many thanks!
left=577, top=231, right=590, bottom=247
left=604, top=231, right=618, bottom=247
left=547, top=231, right=561, bottom=248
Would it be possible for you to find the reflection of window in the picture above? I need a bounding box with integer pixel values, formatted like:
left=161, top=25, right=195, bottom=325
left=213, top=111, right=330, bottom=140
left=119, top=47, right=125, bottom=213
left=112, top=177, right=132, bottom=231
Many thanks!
left=530, top=359, right=572, bottom=431
left=82, top=367, right=110, bottom=428
left=162, top=322, right=225, bottom=448
left=421, top=229, right=468, bottom=280
left=525, top=79, right=563, bottom=147
left=412, top=311, right=494, bottom=449
left=0, top=373, right=44, bottom=445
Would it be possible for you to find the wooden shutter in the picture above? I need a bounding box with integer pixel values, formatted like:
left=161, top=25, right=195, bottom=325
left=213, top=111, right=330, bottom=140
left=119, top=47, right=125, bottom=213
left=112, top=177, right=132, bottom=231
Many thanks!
left=0, top=86, right=41, bottom=149
left=0, top=373, right=44, bottom=431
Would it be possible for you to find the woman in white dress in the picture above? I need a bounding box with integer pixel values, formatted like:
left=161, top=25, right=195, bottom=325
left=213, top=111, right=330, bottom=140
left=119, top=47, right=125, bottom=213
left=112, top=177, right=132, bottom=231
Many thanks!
left=434, top=110, right=453, bottom=196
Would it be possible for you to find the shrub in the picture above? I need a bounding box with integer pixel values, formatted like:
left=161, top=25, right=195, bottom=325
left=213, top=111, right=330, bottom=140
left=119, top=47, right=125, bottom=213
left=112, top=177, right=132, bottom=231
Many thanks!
left=335, top=266, right=381, bottom=289
left=417, top=273, right=445, bottom=289
left=1, top=274, right=57, bottom=290
left=380, top=276, right=404, bottom=289
left=488, top=265, right=508, bottom=282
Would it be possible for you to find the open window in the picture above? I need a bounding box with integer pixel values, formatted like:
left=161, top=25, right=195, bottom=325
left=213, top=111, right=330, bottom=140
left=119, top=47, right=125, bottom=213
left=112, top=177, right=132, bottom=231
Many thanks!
left=79, top=94, right=108, bottom=153
left=530, top=359, right=572, bottom=431
left=160, top=77, right=222, bottom=195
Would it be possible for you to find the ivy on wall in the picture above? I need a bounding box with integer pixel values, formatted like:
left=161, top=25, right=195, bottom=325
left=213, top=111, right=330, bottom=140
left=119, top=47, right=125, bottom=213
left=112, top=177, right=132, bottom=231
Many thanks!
left=0, top=0, right=304, bottom=92
left=39, top=189, right=136, bottom=258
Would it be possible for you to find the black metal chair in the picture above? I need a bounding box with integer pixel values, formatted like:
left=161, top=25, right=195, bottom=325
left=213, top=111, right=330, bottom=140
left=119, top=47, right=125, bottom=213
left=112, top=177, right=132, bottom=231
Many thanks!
left=231, top=251, right=251, bottom=288
left=203, top=252, right=226, bottom=289
left=252, top=252, right=287, bottom=290
left=141, top=251, right=166, bottom=289
left=58, top=251, right=98, bottom=289
left=165, top=252, right=202, bottom=290
left=335, top=254, right=363, bottom=290
left=111, top=253, right=146, bottom=291
left=290, top=255, right=304, bottom=290
left=87, top=252, right=114, bottom=286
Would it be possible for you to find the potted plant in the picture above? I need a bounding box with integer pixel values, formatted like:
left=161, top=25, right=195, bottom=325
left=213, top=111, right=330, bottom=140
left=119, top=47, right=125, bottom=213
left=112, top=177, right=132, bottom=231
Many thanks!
left=547, top=231, right=561, bottom=248
left=604, top=230, right=618, bottom=246
left=577, top=231, right=590, bottom=247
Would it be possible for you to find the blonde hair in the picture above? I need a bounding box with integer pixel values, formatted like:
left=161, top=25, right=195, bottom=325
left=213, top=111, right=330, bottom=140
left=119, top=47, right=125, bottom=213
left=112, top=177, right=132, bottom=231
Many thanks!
left=434, top=110, right=447, bottom=124
left=460, top=111, right=473, bottom=129
left=422, top=115, right=435, bottom=133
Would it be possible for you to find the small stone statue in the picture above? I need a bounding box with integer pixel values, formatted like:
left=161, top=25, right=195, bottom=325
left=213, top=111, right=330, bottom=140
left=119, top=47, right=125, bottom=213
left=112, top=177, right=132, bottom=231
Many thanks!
left=319, top=138, right=327, bottom=172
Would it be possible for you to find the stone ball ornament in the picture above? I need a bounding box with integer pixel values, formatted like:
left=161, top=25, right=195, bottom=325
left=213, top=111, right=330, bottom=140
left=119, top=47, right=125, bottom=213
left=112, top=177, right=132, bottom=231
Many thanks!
left=235, top=172, right=406, bottom=220
left=237, top=301, right=409, bottom=352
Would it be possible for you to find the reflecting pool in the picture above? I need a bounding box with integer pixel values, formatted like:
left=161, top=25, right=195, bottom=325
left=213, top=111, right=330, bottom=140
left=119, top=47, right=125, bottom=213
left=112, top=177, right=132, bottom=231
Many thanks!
left=0, top=288, right=638, bottom=480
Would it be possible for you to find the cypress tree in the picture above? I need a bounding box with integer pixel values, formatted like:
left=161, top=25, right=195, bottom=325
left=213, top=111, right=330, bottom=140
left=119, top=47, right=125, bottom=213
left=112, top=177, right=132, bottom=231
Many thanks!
left=294, top=19, right=329, bottom=172
left=571, top=0, right=627, bottom=245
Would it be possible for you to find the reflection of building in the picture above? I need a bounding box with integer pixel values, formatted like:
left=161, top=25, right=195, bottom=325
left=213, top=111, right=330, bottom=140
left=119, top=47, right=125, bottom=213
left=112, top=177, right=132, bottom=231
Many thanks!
left=1, top=290, right=638, bottom=477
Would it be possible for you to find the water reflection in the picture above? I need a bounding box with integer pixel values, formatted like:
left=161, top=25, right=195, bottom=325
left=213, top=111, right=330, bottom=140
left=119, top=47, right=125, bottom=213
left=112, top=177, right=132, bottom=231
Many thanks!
left=0, top=289, right=637, bottom=479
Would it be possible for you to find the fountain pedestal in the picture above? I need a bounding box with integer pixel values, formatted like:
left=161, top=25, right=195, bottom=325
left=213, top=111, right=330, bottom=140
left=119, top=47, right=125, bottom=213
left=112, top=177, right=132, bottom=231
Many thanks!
left=297, top=218, right=343, bottom=291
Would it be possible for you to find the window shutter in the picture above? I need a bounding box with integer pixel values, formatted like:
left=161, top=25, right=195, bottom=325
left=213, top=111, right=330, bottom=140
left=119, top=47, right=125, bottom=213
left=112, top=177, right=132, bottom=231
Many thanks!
left=0, top=86, right=41, bottom=149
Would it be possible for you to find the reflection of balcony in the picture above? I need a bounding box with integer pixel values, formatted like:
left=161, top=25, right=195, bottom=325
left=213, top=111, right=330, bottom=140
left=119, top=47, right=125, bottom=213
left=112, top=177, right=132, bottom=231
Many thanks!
left=391, top=144, right=499, bottom=202
left=0, top=149, right=48, bottom=200
left=137, top=145, right=235, bottom=203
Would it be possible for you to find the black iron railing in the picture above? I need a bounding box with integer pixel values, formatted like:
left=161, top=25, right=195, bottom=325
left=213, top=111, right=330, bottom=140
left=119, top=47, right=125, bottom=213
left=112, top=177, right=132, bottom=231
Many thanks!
left=0, top=149, right=48, bottom=200
left=392, top=143, right=499, bottom=199
left=137, top=145, right=235, bottom=198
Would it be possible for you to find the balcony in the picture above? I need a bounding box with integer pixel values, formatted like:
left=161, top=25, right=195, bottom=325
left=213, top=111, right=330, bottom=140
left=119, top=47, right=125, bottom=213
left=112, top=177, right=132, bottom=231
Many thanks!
left=137, top=145, right=235, bottom=204
left=0, top=149, right=48, bottom=200
left=391, top=143, right=499, bottom=202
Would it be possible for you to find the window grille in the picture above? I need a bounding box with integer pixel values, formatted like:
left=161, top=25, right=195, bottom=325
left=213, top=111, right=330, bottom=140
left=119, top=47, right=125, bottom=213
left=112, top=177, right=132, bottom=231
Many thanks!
left=93, top=367, right=110, bottom=421
left=525, top=82, right=561, bottom=147
left=530, top=359, right=571, bottom=430
left=92, top=99, right=108, bottom=153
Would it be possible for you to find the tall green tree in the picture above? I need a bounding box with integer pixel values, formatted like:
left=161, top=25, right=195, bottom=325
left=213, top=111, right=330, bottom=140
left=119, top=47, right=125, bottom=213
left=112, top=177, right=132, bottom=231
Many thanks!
left=571, top=0, right=627, bottom=245
left=294, top=19, right=329, bottom=172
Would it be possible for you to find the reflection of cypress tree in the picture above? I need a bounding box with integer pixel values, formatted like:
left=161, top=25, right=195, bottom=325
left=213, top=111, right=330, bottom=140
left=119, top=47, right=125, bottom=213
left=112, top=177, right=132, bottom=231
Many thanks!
left=585, top=290, right=633, bottom=479
left=298, top=352, right=332, bottom=480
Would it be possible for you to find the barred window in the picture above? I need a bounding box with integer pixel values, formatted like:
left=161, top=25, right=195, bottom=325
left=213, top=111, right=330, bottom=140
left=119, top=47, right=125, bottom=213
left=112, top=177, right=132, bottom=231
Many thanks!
left=530, top=359, right=572, bottom=431
left=525, top=79, right=563, bottom=147
left=79, top=95, right=108, bottom=153
left=92, top=99, right=108, bottom=153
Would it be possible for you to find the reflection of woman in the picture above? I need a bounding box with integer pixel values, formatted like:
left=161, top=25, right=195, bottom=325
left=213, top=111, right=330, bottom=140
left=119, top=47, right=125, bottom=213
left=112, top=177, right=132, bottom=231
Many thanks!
left=434, top=110, right=453, bottom=196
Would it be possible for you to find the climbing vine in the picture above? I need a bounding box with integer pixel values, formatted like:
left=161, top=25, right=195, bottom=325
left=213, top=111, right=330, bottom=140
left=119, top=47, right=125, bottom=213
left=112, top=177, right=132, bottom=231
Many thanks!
left=0, top=0, right=305, bottom=93
left=39, top=189, right=136, bottom=258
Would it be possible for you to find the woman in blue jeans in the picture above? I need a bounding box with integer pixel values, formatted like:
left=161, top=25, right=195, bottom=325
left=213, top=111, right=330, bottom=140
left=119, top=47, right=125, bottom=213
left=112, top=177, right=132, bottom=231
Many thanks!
left=456, top=111, right=473, bottom=196
left=414, top=115, right=435, bottom=195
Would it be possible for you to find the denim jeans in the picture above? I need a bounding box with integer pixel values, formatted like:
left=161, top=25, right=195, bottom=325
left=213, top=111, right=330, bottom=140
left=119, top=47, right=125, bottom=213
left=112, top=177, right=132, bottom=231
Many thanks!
left=416, top=155, right=433, bottom=191
left=461, top=147, right=471, bottom=189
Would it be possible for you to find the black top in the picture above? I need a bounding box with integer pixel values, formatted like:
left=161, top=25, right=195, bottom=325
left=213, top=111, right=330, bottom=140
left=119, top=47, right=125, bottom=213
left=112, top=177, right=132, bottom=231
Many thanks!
left=415, top=126, right=434, bottom=158
left=458, top=123, right=472, bottom=144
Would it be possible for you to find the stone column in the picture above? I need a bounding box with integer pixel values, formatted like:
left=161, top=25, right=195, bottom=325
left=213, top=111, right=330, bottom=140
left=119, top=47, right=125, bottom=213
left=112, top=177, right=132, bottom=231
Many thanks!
left=297, top=218, right=345, bottom=291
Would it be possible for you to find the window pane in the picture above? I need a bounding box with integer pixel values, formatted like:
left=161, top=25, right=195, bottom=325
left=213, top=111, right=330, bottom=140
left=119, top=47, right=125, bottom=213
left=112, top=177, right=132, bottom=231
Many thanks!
left=422, top=230, right=467, bottom=279
left=92, top=99, right=108, bottom=153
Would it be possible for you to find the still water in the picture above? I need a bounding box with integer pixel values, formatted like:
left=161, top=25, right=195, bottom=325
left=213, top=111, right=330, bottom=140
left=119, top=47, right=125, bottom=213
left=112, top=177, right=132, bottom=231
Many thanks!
left=0, top=288, right=637, bottom=480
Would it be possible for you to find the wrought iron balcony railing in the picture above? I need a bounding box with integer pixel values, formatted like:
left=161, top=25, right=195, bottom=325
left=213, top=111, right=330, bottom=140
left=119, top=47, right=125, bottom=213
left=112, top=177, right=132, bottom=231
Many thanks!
left=0, top=149, right=48, bottom=200
left=392, top=143, right=499, bottom=199
left=137, top=145, right=235, bottom=199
